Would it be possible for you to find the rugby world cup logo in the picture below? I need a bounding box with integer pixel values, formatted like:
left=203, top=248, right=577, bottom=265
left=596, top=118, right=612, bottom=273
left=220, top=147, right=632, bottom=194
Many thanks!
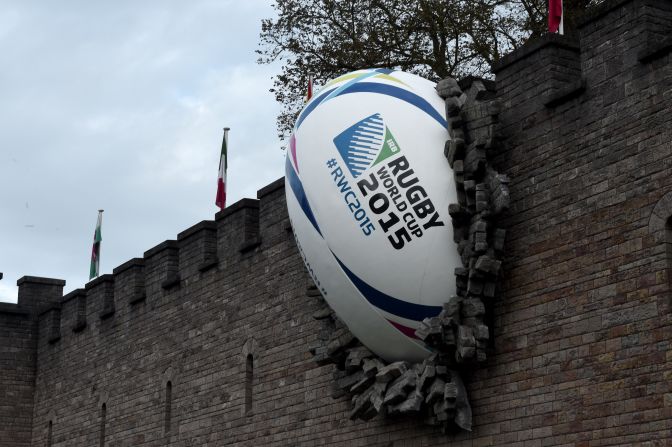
left=333, top=113, right=401, bottom=178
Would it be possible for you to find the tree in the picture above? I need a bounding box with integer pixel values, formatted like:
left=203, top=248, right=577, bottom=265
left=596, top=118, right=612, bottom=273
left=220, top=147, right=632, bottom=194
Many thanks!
left=257, top=0, right=593, bottom=141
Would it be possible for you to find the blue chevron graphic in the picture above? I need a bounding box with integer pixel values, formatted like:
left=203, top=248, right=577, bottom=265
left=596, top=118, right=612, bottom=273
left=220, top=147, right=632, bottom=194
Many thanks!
left=333, top=113, right=385, bottom=178
left=331, top=251, right=442, bottom=322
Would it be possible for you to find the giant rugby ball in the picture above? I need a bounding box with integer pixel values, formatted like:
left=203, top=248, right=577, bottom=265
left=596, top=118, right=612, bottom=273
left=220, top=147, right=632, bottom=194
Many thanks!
left=285, top=69, right=460, bottom=363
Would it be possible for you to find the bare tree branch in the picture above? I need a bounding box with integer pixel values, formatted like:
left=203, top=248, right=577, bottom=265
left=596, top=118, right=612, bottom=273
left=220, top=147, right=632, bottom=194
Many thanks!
left=258, top=0, right=600, bottom=141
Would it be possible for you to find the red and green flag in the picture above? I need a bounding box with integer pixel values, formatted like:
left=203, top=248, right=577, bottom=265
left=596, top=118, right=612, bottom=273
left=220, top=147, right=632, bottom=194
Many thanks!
left=89, top=210, right=103, bottom=280
left=215, top=128, right=229, bottom=210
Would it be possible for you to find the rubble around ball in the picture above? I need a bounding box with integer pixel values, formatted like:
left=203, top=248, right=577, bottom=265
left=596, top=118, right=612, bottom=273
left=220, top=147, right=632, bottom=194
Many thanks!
left=307, top=76, right=507, bottom=434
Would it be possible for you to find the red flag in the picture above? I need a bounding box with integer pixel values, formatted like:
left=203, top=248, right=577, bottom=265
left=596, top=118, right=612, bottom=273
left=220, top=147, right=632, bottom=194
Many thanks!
left=306, top=76, right=313, bottom=102
left=549, top=0, right=563, bottom=34
left=215, top=128, right=229, bottom=210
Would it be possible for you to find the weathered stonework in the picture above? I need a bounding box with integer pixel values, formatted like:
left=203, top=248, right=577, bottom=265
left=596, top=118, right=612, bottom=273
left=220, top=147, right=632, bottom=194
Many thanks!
left=1, top=0, right=671, bottom=445
left=420, top=75, right=508, bottom=365
left=307, top=75, right=510, bottom=433
left=307, top=282, right=473, bottom=432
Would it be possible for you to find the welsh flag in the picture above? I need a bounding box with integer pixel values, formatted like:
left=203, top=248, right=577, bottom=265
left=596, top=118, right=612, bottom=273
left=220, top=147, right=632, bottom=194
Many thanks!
left=215, top=128, right=229, bottom=209
left=89, top=210, right=103, bottom=280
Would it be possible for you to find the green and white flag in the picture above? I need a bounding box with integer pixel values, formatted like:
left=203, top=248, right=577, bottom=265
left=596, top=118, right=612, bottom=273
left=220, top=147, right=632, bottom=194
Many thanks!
left=89, top=210, right=103, bottom=279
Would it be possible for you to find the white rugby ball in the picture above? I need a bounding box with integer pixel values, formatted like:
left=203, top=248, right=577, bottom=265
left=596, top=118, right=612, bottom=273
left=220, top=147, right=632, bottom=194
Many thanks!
left=285, top=69, right=460, bottom=363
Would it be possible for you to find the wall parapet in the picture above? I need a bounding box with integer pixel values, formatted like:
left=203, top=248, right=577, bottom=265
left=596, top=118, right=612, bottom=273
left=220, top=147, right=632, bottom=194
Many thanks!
left=493, top=0, right=672, bottom=114
left=491, top=33, right=580, bottom=75
left=0, top=302, right=29, bottom=316
left=20, top=180, right=285, bottom=351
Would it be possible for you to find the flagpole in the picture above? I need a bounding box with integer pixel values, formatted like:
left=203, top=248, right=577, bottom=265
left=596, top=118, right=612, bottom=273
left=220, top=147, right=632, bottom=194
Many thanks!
left=223, top=127, right=229, bottom=209
left=97, top=209, right=103, bottom=275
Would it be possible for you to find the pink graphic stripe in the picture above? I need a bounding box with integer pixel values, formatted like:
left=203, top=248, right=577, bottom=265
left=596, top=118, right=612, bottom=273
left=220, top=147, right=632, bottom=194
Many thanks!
left=387, top=319, right=419, bottom=339
left=290, top=134, right=298, bottom=173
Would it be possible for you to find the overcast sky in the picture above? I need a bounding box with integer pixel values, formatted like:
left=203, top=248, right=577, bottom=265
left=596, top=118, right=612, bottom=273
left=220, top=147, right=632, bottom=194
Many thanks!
left=0, top=1, right=284, bottom=303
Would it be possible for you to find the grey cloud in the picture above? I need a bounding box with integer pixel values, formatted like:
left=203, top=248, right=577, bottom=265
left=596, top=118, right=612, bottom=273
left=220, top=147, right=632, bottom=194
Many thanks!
left=0, top=1, right=284, bottom=302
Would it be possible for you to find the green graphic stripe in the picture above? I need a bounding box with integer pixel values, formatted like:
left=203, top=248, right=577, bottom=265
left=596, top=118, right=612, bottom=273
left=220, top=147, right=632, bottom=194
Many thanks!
left=372, top=127, right=402, bottom=167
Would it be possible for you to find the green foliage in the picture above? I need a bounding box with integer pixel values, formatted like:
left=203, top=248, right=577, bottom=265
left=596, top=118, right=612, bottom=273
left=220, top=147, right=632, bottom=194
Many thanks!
left=257, top=0, right=595, bottom=141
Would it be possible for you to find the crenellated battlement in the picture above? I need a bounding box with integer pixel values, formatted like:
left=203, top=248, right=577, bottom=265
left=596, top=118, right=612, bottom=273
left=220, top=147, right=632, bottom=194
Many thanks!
left=24, top=178, right=286, bottom=352
left=14, top=175, right=300, bottom=447
left=1, top=276, right=65, bottom=445
left=25, top=0, right=672, bottom=346
left=0, top=178, right=292, bottom=445
left=493, top=0, right=671, bottom=114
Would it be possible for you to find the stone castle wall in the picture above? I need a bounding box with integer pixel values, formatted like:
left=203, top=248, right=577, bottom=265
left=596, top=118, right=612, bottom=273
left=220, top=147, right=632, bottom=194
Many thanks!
left=1, top=0, right=671, bottom=445
left=1, top=277, right=64, bottom=447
